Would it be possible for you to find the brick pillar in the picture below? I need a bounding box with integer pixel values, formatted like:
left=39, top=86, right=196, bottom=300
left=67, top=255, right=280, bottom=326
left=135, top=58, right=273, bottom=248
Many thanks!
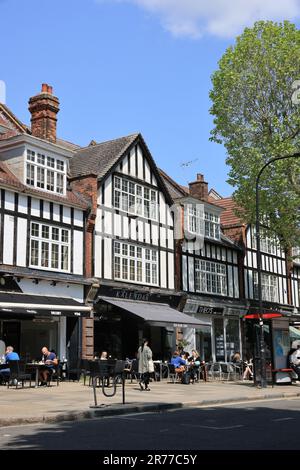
left=70, top=175, right=98, bottom=278
left=82, top=318, right=94, bottom=359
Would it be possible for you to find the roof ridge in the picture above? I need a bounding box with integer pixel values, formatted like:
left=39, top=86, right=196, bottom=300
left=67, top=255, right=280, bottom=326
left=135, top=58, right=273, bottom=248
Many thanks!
left=76, top=132, right=140, bottom=152
left=158, top=167, right=189, bottom=197
left=0, top=103, right=30, bottom=133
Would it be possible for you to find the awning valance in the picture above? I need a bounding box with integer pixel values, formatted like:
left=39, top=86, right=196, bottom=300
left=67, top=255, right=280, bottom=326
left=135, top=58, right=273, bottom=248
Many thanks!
left=0, top=292, right=92, bottom=318
left=98, top=296, right=210, bottom=328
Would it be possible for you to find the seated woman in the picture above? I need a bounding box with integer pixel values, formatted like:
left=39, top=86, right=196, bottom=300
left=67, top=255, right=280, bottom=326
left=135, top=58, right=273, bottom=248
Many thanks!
left=243, top=357, right=254, bottom=380
left=39, top=346, right=58, bottom=386
left=170, top=351, right=186, bottom=379
left=188, top=349, right=202, bottom=381
left=100, top=351, right=108, bottom=360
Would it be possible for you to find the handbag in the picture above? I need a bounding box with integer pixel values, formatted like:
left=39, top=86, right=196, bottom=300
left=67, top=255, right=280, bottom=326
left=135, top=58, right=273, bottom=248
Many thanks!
left=148, top=359, right=154, bottom=373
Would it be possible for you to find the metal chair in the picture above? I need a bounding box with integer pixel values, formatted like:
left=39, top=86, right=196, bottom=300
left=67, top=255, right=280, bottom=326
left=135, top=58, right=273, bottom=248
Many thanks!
left=207, top=362, right=222, bottom=381
left=126, top=359, right=140, bottom=383
left=67, top=358, right=82, bottom=381
left=46, top=361, right=60, bottom=386
left=167, top=363, right=179, bottom=383
left=220, top=362, right=236, bottom=381
left=7, top=360, right=32, bottom=389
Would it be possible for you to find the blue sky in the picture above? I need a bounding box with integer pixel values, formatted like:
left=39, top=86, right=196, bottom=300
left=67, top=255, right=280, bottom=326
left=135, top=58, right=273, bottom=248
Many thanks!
left=1, top=0, right=300, bottom=195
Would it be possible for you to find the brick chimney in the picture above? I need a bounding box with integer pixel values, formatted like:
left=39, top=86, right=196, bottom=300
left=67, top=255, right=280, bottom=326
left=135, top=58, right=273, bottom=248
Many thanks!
left=189, top=173, right=208, bottom=201
left=28, top=84, right=59, bottom=143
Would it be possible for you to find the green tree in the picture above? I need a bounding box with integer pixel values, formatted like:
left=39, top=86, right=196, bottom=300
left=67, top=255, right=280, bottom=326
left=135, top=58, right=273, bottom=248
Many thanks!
left=210, top=20, right=300, bottom=251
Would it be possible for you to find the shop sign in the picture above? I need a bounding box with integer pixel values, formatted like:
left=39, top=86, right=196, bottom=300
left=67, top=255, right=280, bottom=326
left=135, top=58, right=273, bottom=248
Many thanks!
left=51, top=311, right=62, bottom=316
left=114, top=290, right=150, bottom=302
left=197, top=306, right=224, bottom=315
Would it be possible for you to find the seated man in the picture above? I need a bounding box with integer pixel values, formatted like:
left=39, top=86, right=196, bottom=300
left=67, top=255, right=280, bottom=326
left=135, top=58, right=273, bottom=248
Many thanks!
left=0, top=346, right=20, bottom=384
left=39, top=346, right=58, bottom=386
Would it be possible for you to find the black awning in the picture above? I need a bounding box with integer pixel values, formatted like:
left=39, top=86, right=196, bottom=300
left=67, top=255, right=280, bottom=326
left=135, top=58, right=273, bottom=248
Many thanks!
left=0, top=292, right=92, bottom=318
left=98, top=296, right=209, bottom=328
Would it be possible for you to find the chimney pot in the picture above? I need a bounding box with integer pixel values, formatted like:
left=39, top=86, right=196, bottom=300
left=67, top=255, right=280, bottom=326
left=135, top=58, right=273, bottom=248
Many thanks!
left=28, top=84, right=59, bottom=143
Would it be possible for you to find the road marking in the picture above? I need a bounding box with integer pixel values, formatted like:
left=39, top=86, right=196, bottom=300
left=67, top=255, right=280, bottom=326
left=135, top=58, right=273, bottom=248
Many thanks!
left=193, top=396, right=300, bottom=409
left=180, top=423, right=244, bottom=430
left=272, top=417, right=294, bottom=422
left=119, top=417, right=145, bottom=421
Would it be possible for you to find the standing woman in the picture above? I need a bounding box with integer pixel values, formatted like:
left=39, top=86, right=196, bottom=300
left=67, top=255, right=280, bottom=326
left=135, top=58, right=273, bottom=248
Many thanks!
left=137, top=338, right=152, bottom=391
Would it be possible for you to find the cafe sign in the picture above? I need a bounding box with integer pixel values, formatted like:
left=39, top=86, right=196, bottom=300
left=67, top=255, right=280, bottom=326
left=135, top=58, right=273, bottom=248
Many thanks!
left=114, top=289, right=150, bottom=302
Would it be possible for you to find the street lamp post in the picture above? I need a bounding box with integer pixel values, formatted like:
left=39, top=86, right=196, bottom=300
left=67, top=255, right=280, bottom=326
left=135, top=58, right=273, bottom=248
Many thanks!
left=255, top=154, right=300, bottom=388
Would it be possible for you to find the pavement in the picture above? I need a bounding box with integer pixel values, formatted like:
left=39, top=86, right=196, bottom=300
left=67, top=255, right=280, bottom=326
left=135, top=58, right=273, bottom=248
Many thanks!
left=1, top=378, right=300, bottom=427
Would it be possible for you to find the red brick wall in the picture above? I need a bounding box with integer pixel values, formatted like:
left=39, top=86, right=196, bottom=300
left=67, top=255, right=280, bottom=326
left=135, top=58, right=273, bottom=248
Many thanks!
left=71, top=175, right=98, bottom=360
left=71, top=175, right=98, bottom=278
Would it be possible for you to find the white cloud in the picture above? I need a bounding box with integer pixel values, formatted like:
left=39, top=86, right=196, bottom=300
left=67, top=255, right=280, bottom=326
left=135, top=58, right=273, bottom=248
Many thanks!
left=101, top=0, right=300, bottom=38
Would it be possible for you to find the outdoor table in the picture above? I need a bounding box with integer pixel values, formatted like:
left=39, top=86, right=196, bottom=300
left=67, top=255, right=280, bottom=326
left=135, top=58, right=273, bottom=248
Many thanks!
left=26, top=363, right=44, bottom=387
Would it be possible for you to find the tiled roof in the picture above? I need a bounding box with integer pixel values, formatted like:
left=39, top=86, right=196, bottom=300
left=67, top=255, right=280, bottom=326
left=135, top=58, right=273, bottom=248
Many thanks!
left=208, top=196, right=244, bottom=227
left=0, top=160, right=90, bottom=209
left=56, top=138, right=81, bottom=152
left=70, top=133, right=139, bottom=179
left=158, top=168, right=188, bottom=200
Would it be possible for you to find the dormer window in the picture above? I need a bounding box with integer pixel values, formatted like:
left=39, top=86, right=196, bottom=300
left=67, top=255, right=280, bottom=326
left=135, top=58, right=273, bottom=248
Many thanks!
left=204, top=211, right=220, bottom=240
left=185, top=204, right=220, bottom=240
left=26, top=149, right=66, bottom=195
left=187, top=204, right=203, bottom=235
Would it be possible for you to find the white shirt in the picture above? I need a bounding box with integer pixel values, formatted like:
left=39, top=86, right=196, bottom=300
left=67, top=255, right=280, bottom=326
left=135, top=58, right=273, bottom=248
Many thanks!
left=290, top=349, right=300, bottom=366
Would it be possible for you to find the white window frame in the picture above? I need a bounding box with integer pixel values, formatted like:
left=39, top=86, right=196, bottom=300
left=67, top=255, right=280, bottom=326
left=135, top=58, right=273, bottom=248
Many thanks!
left=292, top=247, right=300, bottom=264
left=30, top=222, right=70, bottom=272
left=253, top=272, right=279, bottom=302
left=194, top=259, right=227, bottom=295
left=186, top=204, right=204, bottom=236
left=113, top=175, right=158, bottom=221
left=113, top=241, right=158, bottom=286
left=204, top=211, right=220, bottom=240
left=251, top=229, right=278, bottom=255
left=25, top=148, right=67, bottom=195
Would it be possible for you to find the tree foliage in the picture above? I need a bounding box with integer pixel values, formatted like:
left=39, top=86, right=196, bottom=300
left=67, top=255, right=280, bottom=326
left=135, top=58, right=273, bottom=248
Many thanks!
left=210, top=20, right=300, bottom=250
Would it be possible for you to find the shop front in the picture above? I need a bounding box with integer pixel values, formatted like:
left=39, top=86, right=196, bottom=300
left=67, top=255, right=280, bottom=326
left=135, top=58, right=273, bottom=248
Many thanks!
left=243, top=307, right=300, bottom=384
left=0, top=291, right=92, bottom=362
left=93, top=285, right=207, bottom=361
left=182, top=296, right=248, bottom=362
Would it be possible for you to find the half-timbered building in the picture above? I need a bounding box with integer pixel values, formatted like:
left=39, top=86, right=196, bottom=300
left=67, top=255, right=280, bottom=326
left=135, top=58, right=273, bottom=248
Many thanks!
left=210, top=195, right=300, bottom=372
left=160, top=171, right=247, bottom=362
left=70, top=135, right=202, bottom=360
left=0, top=85, right=92, bottom=363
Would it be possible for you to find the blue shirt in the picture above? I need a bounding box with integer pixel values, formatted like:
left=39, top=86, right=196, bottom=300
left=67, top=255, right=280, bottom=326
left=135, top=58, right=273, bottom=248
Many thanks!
left=43, top=352, right=57, bottom=369
left=171, top=356, right=186, bottom=368
left=6, top=351, right=19, bottom=362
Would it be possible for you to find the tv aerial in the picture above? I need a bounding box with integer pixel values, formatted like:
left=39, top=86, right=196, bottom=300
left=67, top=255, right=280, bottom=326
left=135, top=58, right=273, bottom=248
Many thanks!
left=180, top=158, right=199, bottom=168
